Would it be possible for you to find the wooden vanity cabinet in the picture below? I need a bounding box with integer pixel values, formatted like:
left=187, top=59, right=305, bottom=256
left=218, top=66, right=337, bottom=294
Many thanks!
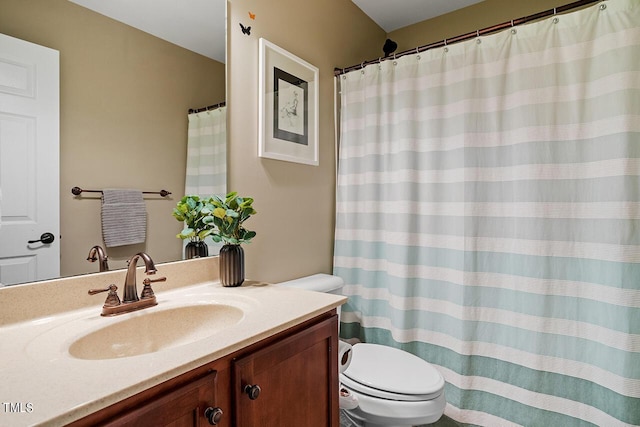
left=233, top=314, right=339, bottom=426
left=68, top=311, right=339, bottom=427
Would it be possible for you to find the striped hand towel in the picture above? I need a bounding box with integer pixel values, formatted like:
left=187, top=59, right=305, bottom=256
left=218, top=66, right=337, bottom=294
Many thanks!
left=101, top=189, right=147, bottom=247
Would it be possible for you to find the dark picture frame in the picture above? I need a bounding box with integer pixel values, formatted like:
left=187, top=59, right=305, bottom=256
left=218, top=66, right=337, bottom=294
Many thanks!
left=273, top=67, right=308, bottom=145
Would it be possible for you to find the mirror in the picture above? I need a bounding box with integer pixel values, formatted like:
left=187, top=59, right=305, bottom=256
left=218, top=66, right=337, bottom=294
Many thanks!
left=0, top=0, right=226, bottom=282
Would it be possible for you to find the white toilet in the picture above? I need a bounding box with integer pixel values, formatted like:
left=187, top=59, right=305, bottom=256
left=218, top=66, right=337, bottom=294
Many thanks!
left=278, top=274, right=446, bottom=427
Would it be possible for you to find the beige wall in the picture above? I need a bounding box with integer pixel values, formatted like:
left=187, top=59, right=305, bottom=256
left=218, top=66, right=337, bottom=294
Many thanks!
left=0, top=0, right=225, bottom=276
left=389, top=0, right=581, bottom=52
left=227, top=0, right=385, bottom=283
left=227, top=0, right=590, bottom=284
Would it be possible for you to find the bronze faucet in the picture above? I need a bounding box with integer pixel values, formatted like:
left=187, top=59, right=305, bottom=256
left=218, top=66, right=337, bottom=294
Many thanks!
left=87, top=245, right=109, bottom=272
left=88, top=252, right=166, bottom=316
left=123, top=252, right=157, bottom=303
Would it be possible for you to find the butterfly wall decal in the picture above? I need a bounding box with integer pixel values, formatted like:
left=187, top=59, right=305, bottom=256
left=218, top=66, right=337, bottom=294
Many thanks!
left=239, top=23, right=251, bottom=35
left=249, top=12, right=256, bottom=20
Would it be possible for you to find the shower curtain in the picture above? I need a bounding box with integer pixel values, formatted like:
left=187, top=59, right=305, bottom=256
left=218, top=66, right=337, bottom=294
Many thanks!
left=334, top=1, right=639, bottom=426
left=185, top=106, right=227, bottom=254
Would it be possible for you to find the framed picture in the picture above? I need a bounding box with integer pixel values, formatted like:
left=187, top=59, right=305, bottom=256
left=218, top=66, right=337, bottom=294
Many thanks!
left=259, top=38, right=319, bottom=166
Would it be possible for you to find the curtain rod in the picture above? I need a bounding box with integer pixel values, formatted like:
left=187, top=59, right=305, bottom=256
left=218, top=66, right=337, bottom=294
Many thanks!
left=334, top=0, right=603, bottom=76
left=188, top=101, right=226, bottom=114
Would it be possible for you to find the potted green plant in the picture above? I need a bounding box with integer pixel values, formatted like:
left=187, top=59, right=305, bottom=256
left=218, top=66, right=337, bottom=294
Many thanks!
left=172, top=195, right=215, bottom=259
left=209, top=191, right=257, bottom=287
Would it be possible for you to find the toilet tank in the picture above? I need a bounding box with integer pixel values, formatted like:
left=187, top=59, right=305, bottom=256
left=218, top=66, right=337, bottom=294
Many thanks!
left=276, top=273, right=344, bottom=293
left=277, top=274, right=345, bottom=320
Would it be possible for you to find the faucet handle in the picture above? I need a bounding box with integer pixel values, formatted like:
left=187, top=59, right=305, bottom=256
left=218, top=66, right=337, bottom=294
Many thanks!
left=141, top=276, right=166, bottom=299
left=88, top=284, right=121, bottom=307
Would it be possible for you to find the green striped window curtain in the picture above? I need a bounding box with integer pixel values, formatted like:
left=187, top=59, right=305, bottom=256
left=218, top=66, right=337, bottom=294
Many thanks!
left=334, top=1, right=639, bottom=426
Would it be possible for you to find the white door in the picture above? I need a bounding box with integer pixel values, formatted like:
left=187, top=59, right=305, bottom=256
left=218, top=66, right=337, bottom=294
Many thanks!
left=0, top=33, right=60, bottom=286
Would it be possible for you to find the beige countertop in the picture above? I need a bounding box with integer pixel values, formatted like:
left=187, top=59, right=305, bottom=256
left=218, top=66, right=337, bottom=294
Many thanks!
left=0, top=258, right=346, bottom=426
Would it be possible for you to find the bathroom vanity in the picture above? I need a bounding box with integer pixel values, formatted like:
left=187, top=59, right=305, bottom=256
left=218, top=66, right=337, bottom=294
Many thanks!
left=70, top=312, right=338, bottom=426
left=0, top=257, right=345, bottom=426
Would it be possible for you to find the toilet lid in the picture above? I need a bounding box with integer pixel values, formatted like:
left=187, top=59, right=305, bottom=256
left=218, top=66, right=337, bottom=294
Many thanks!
left=342, top=343, right=444, bottom=400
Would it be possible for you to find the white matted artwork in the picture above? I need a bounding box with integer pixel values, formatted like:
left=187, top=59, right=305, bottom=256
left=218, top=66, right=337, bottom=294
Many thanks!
left=258, top=38, right=319, bottom=166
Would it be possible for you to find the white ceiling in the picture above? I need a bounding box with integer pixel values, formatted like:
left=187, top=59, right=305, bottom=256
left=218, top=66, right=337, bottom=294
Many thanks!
left=352, top=0, right=485, bottom=32
left=67, top=0, right=484, bottom=64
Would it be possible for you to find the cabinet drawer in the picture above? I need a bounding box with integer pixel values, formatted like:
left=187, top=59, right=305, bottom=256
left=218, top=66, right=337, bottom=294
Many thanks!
left=99, top=370, right=219, bottom=427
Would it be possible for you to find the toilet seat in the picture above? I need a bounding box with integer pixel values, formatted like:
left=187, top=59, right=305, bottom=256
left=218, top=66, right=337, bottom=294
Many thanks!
left=341, top=343, right=444, bottom=402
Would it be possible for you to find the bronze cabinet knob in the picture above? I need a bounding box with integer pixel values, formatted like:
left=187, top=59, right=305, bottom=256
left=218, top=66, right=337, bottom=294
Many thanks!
left=204, top=406, right=223, bottom=425
left=244, top=384, right=261, bottom=400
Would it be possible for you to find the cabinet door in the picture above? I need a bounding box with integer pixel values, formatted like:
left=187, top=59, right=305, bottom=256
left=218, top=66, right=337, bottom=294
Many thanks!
left=233, top=315, right=339, bottom=427
left=100, top=371, right=222, bottom=427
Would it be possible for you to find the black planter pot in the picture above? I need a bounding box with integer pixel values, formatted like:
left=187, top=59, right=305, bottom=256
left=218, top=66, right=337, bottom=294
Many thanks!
left=219, top=244, right=244, bottom=287
left=185, top=240, right=209, bottom=259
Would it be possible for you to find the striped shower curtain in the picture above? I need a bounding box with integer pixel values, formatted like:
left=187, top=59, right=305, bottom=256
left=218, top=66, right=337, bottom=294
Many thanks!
left=185, top=106, right=227, bottom=254
left=334, top=1, right=639, bottom=426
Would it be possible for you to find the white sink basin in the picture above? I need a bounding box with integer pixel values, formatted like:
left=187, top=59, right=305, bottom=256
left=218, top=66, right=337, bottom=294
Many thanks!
left=68, top=304, right=244, bottom=360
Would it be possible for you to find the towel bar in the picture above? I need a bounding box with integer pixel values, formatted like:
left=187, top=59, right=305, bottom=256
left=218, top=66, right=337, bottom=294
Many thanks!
left=71, top=187, right=171, bottom=197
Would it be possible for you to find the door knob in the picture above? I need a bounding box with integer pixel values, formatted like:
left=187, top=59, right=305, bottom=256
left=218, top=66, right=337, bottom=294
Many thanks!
left=244, top=384, right=261, bottom=400
left=28, top=232, right=55, bottom=244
